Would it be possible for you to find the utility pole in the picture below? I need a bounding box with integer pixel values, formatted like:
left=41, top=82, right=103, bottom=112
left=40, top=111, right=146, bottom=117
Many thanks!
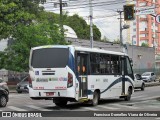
left=118, top=10, right=124, bottom=50
left=117, top=10, right=125, bottom=96
left=59, top=0, right=64, bottom=38
left=89, top=0, right=93, bottom=48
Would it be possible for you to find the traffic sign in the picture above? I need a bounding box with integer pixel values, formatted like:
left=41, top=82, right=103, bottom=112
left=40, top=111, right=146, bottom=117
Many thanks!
left=136, top=6, right=155, bottom=15
left=156, top=14, right=160, bottom=24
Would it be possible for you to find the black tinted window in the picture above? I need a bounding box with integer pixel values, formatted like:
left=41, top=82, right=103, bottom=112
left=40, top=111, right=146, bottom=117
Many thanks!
left=90, top=53, right=120, bottom=75
left=135, top=74, right=142, bottom=80
left=31, top=48, right=69, bottom=68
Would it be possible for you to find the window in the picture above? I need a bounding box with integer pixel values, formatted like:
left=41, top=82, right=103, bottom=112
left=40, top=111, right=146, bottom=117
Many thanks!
left=135, top=74, right=142, bottom=80
left=110, top=55, right=120, bottom=74
left=31, top=48, right=69, bottom=68
left=90, top=53, right=100, bottom=74
left=90, top=53, right=120, bottom=75
left=126, top=57, right=133, bottom=75
left=77, top=54, right=88, bottom=75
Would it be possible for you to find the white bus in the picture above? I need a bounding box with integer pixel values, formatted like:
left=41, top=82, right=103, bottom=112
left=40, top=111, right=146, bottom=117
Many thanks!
left=28, top=45, right=134, bottom=106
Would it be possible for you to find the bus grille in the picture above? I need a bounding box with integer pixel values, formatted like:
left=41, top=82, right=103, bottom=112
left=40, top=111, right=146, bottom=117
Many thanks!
left=42, top=71, right=55, bottom=75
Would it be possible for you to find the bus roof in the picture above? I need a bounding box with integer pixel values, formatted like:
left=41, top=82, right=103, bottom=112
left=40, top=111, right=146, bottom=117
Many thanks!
left=31, top=45, right=127, bottom=56
left=74, top=46, right=126, bottom=56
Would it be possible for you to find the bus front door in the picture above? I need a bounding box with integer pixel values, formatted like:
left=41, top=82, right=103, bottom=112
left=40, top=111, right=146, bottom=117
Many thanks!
left=77, top=53, right=89, bottom=98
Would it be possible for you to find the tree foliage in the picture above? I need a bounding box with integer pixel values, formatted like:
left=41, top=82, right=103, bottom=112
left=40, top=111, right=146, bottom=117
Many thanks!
left=64, top=14, right=101, bottom=40
left=113, top=38, right=120, bottom=44
left=0, top=1, right=102, bottom=71
left=141, top=42, right=149, bottom=47
left=0, top=21, right=65, bottom=72
left=0, top=0, right=44, bottom=39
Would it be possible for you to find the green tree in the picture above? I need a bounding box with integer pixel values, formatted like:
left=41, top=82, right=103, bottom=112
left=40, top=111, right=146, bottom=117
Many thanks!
left=0, top=21, right=65, bottom=72
left=36, top=12, right=102, bottom=40
left=113, top=38, right=120, bottom=44
left=0, top=0, right=43, bottom=39
left=101, top=36, right=110, bottom=42
left=64, top=14, right=101, bottom=40
left=141, top=42, right=149, bottom=47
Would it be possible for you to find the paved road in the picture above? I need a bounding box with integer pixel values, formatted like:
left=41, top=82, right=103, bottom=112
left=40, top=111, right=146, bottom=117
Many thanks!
left=1, top=86, right=160, bottom=112
left=0, top=86, right=160, bottom=119
left=0, top=86, right=160, bottom=111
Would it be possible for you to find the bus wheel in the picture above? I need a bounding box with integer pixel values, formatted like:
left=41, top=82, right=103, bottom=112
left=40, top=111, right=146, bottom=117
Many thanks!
left=141, top=84, right=145, bottom=91
left=124, top=88, right=132, bottom=101
left=54, top=100, right=67, bottom=107
left=92, top=91, right=99, bottom=106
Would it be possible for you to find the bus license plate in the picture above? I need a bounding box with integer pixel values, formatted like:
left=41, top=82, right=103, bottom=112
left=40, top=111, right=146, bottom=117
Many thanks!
left=46, top=92, right=54, bottom=96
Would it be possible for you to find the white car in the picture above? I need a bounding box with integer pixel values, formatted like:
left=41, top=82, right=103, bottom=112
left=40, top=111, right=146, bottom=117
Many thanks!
left=134, top=74, right=145, bottom=91
left=141, top=72, right=156, bottom=82
left=0, top=78, right=9, bottom=94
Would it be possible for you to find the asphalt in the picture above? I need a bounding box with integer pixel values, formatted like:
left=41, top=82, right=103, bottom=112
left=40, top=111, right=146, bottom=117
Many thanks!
left=8, top=81, right=160, bottom=94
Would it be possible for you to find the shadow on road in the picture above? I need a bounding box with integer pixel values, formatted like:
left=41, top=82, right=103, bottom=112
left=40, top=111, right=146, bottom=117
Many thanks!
left=44, top=99, right=123, bottom=110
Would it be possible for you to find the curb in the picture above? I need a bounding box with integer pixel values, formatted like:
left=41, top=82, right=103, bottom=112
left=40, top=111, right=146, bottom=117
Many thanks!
left=145, top=82, right=160, bottom=87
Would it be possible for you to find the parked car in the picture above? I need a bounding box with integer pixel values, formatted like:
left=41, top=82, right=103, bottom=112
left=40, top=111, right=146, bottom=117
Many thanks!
left=141, top=72, right=156, bottom=82
left=16, top=76, right=29, bottom=93
left=0, top=78, right=9, bottom=94
left=0, top=87, right=9, bottom=107
left=134, top=73, right=145, bottom=91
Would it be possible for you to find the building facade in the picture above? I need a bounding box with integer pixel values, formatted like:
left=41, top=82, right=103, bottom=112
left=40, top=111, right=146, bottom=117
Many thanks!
left=127, top=0, right=160, bottom=54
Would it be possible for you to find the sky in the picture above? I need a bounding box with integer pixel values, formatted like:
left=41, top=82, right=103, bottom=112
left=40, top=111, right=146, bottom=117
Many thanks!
left=43, top=0, right=129, bottom=41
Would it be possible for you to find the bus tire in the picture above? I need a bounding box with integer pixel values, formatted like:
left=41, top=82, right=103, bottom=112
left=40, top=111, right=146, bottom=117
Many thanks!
left=54, top=100, right=67, bottom=107
left=124, top=88, right=132, bottom=101
left=141, top=84, right=145, bottom=91
left=92, top=91, right=99, bottom=106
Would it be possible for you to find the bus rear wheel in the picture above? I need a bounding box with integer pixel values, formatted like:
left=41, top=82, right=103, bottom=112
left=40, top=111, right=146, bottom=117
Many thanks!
left=124, top=88, right=132, bottom=101
left=91, top=91, right=99, bottom=106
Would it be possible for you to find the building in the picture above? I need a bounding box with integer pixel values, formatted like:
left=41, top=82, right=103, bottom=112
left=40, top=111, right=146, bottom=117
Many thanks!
left=127, top=0, right=160, bottom=54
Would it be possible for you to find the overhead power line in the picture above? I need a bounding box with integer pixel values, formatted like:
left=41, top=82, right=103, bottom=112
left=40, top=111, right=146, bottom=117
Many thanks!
left=44, top=0, right=127, bottom=11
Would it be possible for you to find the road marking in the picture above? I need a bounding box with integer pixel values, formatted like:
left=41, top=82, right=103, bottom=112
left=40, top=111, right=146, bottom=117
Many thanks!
left=98, top=105, right=119, bottom=110
left=110, top=104, right=139, bottom=109
left=7, top=106, right=27, bottom=111
left=26, top=105, right=52, bottom=111
left=83, top=107, right=99, bottom=111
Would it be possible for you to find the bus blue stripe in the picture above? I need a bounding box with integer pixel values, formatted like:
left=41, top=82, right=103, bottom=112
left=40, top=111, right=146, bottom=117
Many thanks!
left=87, top=77, right=134, bottom=95
left=100, top=77, right=134, bottom=94
left=68, top=50, right=76, bottom=75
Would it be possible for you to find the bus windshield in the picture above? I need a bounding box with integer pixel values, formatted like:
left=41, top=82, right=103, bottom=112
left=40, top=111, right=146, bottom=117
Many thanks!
left=31, top=48, right=69, bottom=68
